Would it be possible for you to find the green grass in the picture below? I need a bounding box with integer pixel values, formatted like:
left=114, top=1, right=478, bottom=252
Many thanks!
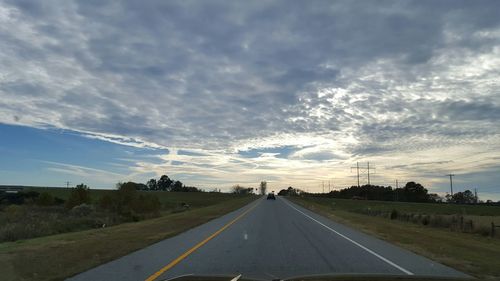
left=0, top=195, right=257, bottom=281
left=303, top=197, right=500, bottom=216
left=289, top=196, right=500, bottom=279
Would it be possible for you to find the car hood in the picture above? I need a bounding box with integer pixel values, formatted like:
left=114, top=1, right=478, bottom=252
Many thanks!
left=163, top=273, right=474, bottom=281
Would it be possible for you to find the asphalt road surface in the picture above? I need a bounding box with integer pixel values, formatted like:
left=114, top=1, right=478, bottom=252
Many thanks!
left=69, top=197, right=470, bottom=281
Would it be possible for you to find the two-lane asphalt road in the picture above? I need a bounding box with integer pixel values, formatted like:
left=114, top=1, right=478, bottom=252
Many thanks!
left=69, top=196, right=469, bottom=281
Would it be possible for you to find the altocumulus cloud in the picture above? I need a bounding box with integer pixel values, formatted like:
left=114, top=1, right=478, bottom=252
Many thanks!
left=1, top=0, right=500, bottom=197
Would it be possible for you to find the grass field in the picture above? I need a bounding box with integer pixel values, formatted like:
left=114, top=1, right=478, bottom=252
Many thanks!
left=0, top=194, right=257, bottom=281
left=289, top=196, right=500, bottom=279
left=302, top=196, right=500, bottom=216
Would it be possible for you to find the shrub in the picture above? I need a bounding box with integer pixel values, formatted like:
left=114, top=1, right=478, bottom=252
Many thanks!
left=21, top=191, right=40, bottom=204
left=70, top=204, right=94, bottom=216
left=98, top=185, right=161, bottom=218
left=4, top=205, right=25, bottom=222
left=54, top=197, right=65, bottom=205
left=98, top=193, right=115, bottom=211
left=65, top=184, right=91, bottom=209
left=36, top=192, right=55, bottom=206
left=132, top=194, right=161, bottom=214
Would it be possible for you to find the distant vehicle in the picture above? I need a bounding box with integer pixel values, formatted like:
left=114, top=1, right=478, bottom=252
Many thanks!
left=267, top=193, right=276, bottom=200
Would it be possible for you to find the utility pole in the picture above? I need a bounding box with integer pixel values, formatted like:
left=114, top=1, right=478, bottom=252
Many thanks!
left=474, top=188, right=478, bottom=203
left=367, top=162, right=371, bottom=185
left=395, top=179, right=399, bottom=201
left=322, top=181, right=325, bottom=193
left=351, top=162, right=360, bottom=187
left=65, top=181, right=71, bottom=188
left=366, top=162, right=376, bottom=185
left=328, top=180, right=331, bottom=193
left=351, top=162, right=375, bottom=187
left=447, top=174, right=455, bottom=195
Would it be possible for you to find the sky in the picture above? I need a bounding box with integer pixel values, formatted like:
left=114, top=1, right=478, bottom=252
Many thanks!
left=0, top=0, right=499, bottom=199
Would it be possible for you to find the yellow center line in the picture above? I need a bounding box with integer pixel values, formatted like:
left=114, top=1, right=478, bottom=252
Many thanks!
left=144, top=199, right=261, bottom=281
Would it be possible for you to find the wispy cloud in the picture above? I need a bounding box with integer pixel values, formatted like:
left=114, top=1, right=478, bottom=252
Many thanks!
left=1, top=0, right=499, bottom=196
left=42, top=161, right=126, bottom=184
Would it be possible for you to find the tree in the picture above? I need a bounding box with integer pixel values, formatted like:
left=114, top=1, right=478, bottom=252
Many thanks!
left=99, top=182, right=161, bottom=217
left=259, top=181, right=267, bottom=195
left=118, top=182, right=147, bottom=191
left=147, top=178, right=157, bottom=191
left=183, top=186, right=202, bottom=192
left=428, top=193, right=443, bottom=203
left=450, top=190, right=476, bottom=204
left=402, top=182, right=429, bottom=202
left=232, top=185, right=254, bottom=194
left=65, top=184, right=91, bottom=209
left=171, top=180, right=184, bottom=192
left=157, top=175, right=173, bottom=191
left=278, top=186, right=299, bottom=196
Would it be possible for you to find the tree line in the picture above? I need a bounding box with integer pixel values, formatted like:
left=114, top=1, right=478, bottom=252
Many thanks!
left=138, top=174, right=201, bottom=192
left=230, top=181, right=267, bottom=195
left=278, top=182, right=490, bottom=204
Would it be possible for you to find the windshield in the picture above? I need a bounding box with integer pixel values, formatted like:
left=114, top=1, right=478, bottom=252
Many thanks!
left=0, top=1, right=499, bottom=281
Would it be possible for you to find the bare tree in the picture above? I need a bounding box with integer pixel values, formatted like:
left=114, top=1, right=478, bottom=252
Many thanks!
left=259, top=181, right=267, bottom=195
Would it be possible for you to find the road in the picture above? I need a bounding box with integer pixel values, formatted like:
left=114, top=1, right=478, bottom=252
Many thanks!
left=69, top=197, right=469, bottom=281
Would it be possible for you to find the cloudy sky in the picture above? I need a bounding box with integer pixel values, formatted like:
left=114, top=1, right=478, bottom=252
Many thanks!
left=1, top=0, right=499, bottom=199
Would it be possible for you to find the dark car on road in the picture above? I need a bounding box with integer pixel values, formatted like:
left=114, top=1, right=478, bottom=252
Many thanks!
left=267, top=193, right=276, bottom=200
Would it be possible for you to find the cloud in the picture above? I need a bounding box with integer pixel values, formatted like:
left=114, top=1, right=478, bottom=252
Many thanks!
left=1, top=0, right=500, bottom=194
left=42, top=161, right=126, bottom=183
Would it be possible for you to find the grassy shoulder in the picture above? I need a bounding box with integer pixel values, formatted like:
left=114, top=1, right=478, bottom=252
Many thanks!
left=288, top=196, right=500, bottom=279
left=0, top=195, right=257, bottom=281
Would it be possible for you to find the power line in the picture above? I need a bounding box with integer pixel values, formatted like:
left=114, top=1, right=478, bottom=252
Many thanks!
left=351, top=162, right=376, bottom=186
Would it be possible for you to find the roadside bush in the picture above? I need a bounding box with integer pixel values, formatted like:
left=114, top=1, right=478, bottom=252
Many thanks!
left=36, top=192, right=55, bottom=206
left=0, top=223, right=39, bottom=241
left=0, top=205, right=128, bottom=242
left=54, top=197, right=65, bottom=205
left=65, top=184, right=91, bottom=209
left=4, top=204, right=25, bottom=222
left=98, top=184, right=161, bottom=219
left=98, top=193, right=114, bottom=210
left=132, top=194, right=161, bottom=214
left=0, top=214, right=54, bottom=242
left=70, top=204, right=94, bottom=216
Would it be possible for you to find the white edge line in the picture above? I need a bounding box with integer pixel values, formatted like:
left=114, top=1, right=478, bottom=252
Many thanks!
left=282, top=198, right=414, bottom=275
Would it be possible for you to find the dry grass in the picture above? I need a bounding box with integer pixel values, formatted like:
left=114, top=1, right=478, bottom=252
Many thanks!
left=0, top=196, right=257, bottom=281
left=289, top=197, right=500, bottom=280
